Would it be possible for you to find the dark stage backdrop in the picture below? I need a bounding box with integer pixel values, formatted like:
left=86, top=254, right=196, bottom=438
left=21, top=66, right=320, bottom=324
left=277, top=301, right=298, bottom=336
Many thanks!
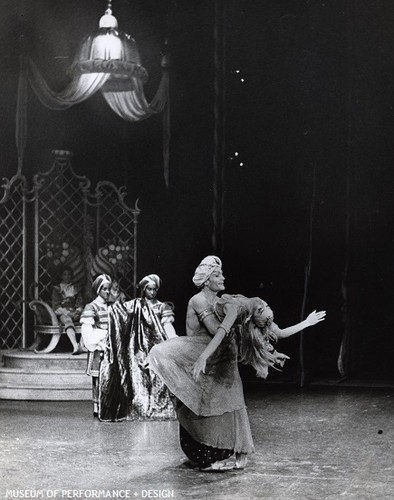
left=1, top=0, right=393, bottom=382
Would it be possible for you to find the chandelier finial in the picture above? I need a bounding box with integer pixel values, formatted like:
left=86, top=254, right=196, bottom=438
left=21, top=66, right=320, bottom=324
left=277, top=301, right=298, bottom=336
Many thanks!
left=99, top=1, right=118, bottom=29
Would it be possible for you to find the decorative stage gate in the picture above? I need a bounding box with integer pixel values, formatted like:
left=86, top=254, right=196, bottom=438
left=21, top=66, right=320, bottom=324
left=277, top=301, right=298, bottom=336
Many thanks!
left=0, top=150, right=140, bottom=349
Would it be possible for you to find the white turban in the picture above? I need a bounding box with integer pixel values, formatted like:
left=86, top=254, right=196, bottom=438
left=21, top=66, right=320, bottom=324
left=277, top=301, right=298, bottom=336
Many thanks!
left=92, top=274, right=112, bottom=295
left=138, top=274, right=161, bottom=293
left=192, top=255, right=222, bottom=287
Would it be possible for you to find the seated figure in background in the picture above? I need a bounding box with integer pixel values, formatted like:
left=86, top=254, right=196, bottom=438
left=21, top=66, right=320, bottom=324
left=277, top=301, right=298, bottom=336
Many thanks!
left=51, top=266, right=84, bottom=354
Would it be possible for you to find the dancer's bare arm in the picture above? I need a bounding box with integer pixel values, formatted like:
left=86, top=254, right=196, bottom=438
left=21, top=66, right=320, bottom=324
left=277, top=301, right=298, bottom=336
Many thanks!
left=271, top=310, right=326, bottom=339
left=192, top=300, right=239, bottom=381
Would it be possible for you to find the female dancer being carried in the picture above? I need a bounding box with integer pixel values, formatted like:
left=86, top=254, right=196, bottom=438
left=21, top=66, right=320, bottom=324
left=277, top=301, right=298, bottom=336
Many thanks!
left=147, top=255, right=325, bottom=472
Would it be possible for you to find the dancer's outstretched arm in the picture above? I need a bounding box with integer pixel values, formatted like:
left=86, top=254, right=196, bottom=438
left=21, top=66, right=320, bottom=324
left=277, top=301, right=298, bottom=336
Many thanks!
left=271, top=310, right=326, bottom=339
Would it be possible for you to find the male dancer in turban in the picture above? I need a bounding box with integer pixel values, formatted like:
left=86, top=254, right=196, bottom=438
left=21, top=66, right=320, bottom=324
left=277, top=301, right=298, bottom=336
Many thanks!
left=147, top=255, right=325, bottom=471
left=148, top=256, right=252, bottom=470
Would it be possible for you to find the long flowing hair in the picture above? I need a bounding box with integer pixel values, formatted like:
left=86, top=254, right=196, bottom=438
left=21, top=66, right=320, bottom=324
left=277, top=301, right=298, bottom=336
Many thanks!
left=237, top=315, right=281, bottom=378
left=215, top=295, right=287, bottom=379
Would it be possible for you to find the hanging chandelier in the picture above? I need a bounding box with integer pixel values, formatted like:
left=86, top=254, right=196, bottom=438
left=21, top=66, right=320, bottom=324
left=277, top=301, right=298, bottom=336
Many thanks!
left=69, top=2, right=149, bottom=92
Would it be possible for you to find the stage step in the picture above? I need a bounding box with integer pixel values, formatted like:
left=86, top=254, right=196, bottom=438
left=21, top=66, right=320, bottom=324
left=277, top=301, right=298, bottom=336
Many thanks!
left=0, top=350, right=91, bottom=401
left=2, top=351, right=88, bottom=370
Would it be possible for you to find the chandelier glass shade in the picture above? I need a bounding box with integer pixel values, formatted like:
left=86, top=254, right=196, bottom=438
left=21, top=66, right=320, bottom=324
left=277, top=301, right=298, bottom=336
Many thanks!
left=70, top=13, right=149, bottom=92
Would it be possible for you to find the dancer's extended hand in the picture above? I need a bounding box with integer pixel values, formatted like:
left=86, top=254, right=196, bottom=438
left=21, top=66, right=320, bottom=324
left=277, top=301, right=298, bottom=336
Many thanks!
left=193, top=355, right=207, bottom=381
left=275, top=352, right=290, bottom=367
left=305, top=310, right=326, bottom=327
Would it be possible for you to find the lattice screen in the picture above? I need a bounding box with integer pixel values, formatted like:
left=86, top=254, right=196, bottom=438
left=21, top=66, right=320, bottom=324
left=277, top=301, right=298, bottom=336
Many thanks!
left=88, top=181, right=139, bottom=298
left=34, top=151, right=90, bottom=301
left=0, top=175, right=27, bottom=349
left=0, top=150, right=140, bottom=349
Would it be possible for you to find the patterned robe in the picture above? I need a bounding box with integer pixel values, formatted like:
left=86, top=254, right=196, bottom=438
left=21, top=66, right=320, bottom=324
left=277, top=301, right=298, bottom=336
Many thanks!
left=98, top=299, right=176, bottom=422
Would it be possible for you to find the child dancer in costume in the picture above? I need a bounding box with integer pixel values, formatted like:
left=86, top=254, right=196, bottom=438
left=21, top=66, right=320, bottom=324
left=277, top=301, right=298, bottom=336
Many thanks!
left=122, top=274, right=177, bottom=419
left=80, top=274, right=112, bottom=417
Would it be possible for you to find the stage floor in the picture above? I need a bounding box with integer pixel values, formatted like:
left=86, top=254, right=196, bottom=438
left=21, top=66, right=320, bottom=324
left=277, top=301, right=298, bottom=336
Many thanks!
left=1, top=384, right=393, bottom=499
